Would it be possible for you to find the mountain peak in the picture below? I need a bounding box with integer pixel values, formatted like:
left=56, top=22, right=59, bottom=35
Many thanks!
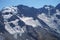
left=56, top=3, right=60, bottom=11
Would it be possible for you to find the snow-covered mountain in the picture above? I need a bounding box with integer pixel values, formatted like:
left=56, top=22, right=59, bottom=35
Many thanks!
left=0, top=3, right=60, bottom=40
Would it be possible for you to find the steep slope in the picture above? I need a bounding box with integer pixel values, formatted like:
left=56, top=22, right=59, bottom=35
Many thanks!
left=0, top=3, right=60, bottom=40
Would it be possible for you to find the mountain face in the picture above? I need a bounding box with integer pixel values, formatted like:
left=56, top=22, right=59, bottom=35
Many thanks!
left=0, top=3, right=60, bottom=40
left=56, top=3, right=60, bottom=11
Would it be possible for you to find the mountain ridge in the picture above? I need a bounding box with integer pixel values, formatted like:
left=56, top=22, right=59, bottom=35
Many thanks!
left=0, top=3, right=60, bottom=40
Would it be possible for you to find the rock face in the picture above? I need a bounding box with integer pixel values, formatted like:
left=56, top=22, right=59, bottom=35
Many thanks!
left=0, top=3, right=60, bottom=40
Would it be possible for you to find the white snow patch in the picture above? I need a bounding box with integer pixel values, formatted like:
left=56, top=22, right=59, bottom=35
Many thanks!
left=9, top=19, right=19, bottom=26
left=4, top=18, right=26, bottom=37
left=2, top=14, right=13, bottom=19
left=2, top=6, right=18, bottom=15
left=37, top=13, right=60, bottom=33
left=17, top=16, right=41, bottom=27
left=4, top=22, right=16, bottom=34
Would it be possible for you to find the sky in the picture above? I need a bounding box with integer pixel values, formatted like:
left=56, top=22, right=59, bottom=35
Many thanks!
left=0, top=0, right=60, bottom=10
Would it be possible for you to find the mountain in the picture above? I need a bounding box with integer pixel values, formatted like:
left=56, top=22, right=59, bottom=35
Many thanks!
left=56, top=3, right=60, bottom=11
left=38, top=5, right=55, bottom=15
left=0, top=3, right=60, bottom=40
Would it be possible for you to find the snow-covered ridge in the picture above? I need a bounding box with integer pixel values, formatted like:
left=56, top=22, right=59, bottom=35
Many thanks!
left=1, top=6, right=60, bottom=33
left=37, top=13, right=60, bottom=33
left=1, top=6, right=41, bottom=38
left=2, top=6, right=18, bottom=14
left=1, top=5, right=60, bottom=39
